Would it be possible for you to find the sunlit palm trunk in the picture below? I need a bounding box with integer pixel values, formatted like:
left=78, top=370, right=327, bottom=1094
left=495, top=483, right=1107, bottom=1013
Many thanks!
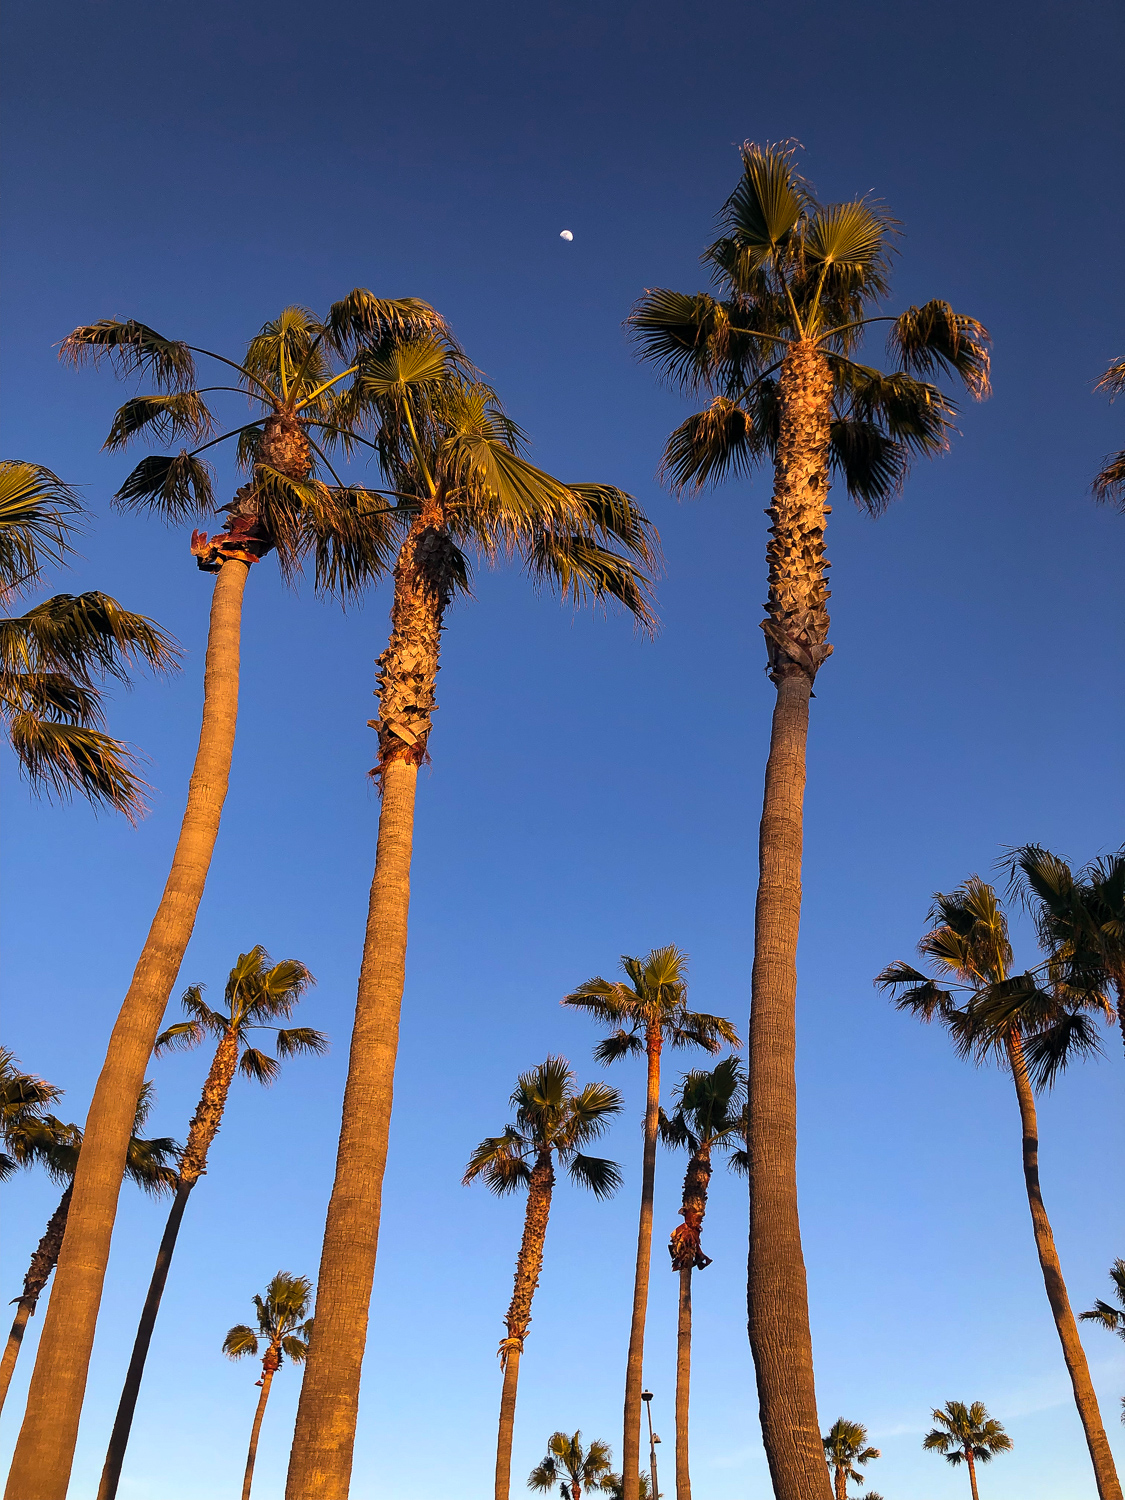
left=495, top=1151, right=555, bottom=1500
left=671, top=1144, right=711, bottom=1500
left=243, top=1353, right=279, bottom=1500
left=832, top=1466, right=847, bottom=1500
left=965, top=1449, right=980, bottom=1500
left=623, top=1028, right=662, bottom=1500
left=5, top=557, right=249, bottom=1500
left=1005, top=1030, right=1122, bottom=1500
left=0, top=1185, right=72, bottom=1414
left=98, top=1028, right=242, bottom=1500
left=675, top=1267, right=692, bottom=1500
left=747, top=341, right=834, bottom=1500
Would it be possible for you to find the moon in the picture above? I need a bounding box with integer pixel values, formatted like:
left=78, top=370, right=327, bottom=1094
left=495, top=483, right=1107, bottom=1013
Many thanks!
left=559, top=230, right=574, bottom=241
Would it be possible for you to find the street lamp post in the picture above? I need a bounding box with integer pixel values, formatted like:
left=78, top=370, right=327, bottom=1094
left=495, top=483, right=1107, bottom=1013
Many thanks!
left=641, top=1389, right=660, bottom=1500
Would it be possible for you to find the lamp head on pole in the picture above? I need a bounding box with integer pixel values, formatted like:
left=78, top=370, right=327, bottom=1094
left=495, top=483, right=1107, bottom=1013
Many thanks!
left=641, top=1390, right=653, bottom=1403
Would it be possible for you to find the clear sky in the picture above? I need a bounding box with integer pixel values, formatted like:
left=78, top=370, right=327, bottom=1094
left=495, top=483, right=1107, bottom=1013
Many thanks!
left=2, top=2, right=1123, bottom=1498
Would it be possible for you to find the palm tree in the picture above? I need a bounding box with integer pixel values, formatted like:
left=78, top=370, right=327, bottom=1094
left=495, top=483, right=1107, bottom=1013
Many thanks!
left=628, top=142, right=990, bottom=1500
left=286, top=328, right=658, bottom=1500
left=1093, top=357, right=1125, bottom=510
left=922, top=1401, right=1011, bottom=1500
left=224, top=1272, right=314, bottom=1500
left=528, top=1432, right=617, bottom=1499
left=562, top=948, right=738, bottom=1500
left=1081, top=1260, right=1125, bottom=1423
left=9, top=293, right=425, bottom=1500
left=464, top=1058, right=623, bottom=1500
left=877, top=879, right=1122, bottom=1500
left=604, top=1475, right=651, bottom=1500
left=97, top=947, right=324, bottom=1500
left=0, top=1078, right=178, bottom=1413
left=658, top=1056, right=747, bottom=1500
left=822, top=1419, right=880, bottom=1500
left=1, top=459, right=177, bottom=815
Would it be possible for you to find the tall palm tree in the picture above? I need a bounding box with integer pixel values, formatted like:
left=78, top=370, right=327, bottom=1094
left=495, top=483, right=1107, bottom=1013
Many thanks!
left=528, top=1432, right=617, bottom=1499
left=1081, top=1260, right=1125, bottom=1423
left=628, top=142, right=990, bottom=1500
left=225, top=1272, right=314, bottom=1500
left=1, top=459, right=177, bottom=815
left=922, top=1401, right=1011, bottom=1500
left=1093, top=357, right=1125, bottom=510
left=7, top=293, right=424, bottom=1500
left=658, top=1056, right=747, bottom=1500
left=822, top=1419, right=880, bottom=1500
left=563, top=948, right=738, bottom=1500
left=877, top=879, right=1122, bottom=1500
left=286, top=329, right=658, bottom=1500
left=0, top=1080, right=178, bottom=1414
left=98, top=947, right=323, bottom=1500
left=464, top=1057, right=623, bottom=1500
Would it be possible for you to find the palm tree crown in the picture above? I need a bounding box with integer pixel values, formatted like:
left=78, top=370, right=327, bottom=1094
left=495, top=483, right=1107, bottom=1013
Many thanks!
left=822, top=1418, right=880, bottom=1498
left=224, top=1272, right=314, bottom=1370
left=1081, top=1260, right=1125, bottom=1425
left=659, top=1053, right=748, bottom=1271
left=528, top=1432, right=616, bottom=1500
left=563, top=946, right=738, bottom=1062
left=923, top=1401, right=1012, bottom=1467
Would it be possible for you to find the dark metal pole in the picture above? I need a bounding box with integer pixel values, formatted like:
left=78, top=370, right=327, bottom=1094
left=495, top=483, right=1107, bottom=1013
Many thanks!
left=641, top=1390, right=660, bottom=1499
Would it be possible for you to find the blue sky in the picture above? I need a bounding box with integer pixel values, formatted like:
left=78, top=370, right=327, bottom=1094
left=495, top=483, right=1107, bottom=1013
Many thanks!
left=2, top=1, right=1123, bottom=1498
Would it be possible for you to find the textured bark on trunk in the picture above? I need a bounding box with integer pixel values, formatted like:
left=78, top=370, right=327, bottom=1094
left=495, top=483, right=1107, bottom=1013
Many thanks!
left=0, top=1185, right=72, bottom=1414
left=675, top=1266, right=692, bottom=1500
left=1006, top=1030, right=1122, bottom=1500
left=98, top=1027, right=241, bottom=1500
left=286, top=504, right=457, bottom=1500
left=670, top=1144, right=712, bottom=1500
left=494, top=1151, right=555, bottom=1500
left=243, top=1355, right=279, bottom=1500
left=622, top=1029, right=662, bottom=1500
left=747, top=341, right=834, bottom=1500
left=4, top=557, right=249, bottom=1500
left=965, top=1449, right=979, bottom=1500
left=1115, top=978, right=1125, bottom=1064
left=832, top=1465, right=847, bottom=1500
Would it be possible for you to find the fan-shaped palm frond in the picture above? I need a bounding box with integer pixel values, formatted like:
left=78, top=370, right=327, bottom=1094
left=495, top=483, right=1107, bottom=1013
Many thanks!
left=0, top=462, right=83, bottom=598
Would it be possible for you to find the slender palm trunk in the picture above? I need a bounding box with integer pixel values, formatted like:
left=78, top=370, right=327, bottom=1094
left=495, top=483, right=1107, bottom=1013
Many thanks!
left=747, top=341, right=835, bottom=1500
left=670, top=1145, right=712, bottom=1500
left=965, top=1448, right=980, bottom=1500
left=494, top=1151, right=555, bottom=1500
left=623, top=1029, right=662, bottom=1500
left=675, top=1267, right=692, bottom=1500
left=0, top=1184, right=72, bottom=1415
left=243, top=1354, right=279, bottom=1500
left=287, top=506, right=456, bottom=1500
left=5, top=558, right=249, bottom=1500
left=832, top=1467, right=847, bottom=1500
left=1005, top=1030, right=1122, bottom=1500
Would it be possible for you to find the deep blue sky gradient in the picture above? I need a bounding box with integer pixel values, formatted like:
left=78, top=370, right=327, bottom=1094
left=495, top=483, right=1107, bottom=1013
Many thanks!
left=2, top=2, right=1123, bottom=1498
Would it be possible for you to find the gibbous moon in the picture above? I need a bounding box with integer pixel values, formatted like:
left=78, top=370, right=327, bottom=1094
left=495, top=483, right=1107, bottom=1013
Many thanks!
left=559, top=230, right=574, bottom=241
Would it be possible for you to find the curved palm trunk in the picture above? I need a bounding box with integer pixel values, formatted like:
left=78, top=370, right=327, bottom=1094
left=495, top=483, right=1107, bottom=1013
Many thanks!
left=495, top=1151, right=555, bottom=1500
left=243, top=1352, right=280, bottom=1500
left=98, top=1029, right=241, bottom=1500
left=670, top=1145, right=712, bottom=1500
left=286, top=507, right=456, bottom=1500
left=1005, top=1031, right=1121, bottom=1500
left=5, top=557, right=249, bottom=1500
left=0, top=1184, right=72, bottom=1414
left=964, top=1449, right=980, bottom=1500
left=623, top=1028, right=662, bottom=1500
left=747, top=341, right=835, bottom=1500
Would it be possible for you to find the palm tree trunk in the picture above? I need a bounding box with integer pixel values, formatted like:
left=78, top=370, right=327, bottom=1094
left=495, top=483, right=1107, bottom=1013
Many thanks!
left=1006, top=1031, right=1122, bottom=1500
left=495, top=1151, right=555, bottom=1500
left=0, top=1184, right=72, bottom=1415
left=833, top=1467, right=847, bottom=1500
left=670, top=1145, right=712, bottom=1500
left=4, top=557, right=249, bottom=1500
left=675, top=1266, right=692, bottom=1500
left=243, top=1357, right=278, bottom=1500
left=747, top=340, right=835, bottom=1500
left=623, top=1029, right=662, bottom=1500
left=965, top=1449, right=980, bottom=1500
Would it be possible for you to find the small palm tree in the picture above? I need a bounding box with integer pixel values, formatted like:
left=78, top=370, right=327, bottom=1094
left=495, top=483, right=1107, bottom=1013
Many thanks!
left=1081, top=1260, right=1125, bottom=1423
left=822, top=1419, right=880, bottom=1500
left=604, top=1475, right=651, bottom=1500
left=878, top=880, right=1122, bottom=1500
left=922, top=1401, right=1011, bottom=1500
left=0, top=460, right=177, bottom=815
left=224, top=1271, right=313, bottom=1500
left=465, top=1058, right=623, bottom=1500
left=563, top=948, right=738, bottom=1500
left=1093, top=358, right=1125, bottom=510
left=659, top=1056, right=747, bottom=1500
left=0, top=1072, right=177, bottom=1413
left=528, top=1432, right=616, bottom=1500
left=97, top=948, right=324, bottom=1500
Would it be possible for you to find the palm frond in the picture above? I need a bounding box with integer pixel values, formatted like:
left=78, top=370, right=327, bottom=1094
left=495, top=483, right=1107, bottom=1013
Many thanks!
left=873, top=962, right=957, bottom=1021
left=705, top=140, right=808, bottom=284
left=114, top=453, right=216, bottom=520
left=566, top=1152, right=623, bottom=1199
left=274, top=1027, right=329, bottom=1058
left=1022, top=1009, right=1105, bottom=1090
left=593, top=1029, right=645, bottom=1065
left=1092, top=450, right=1125, bottom=511
left=829, top=420, right=909, bottom=514
left=887, top=301, right=991, bottom=399
left=5, top=714, right=145, bottom=819
left=661, top=393, right=774, bottom=495
left=104, top=394, right=214, bottom=451
left=462, top=1128, right=533, bottom=1195
left=0, top=462, right=83, bottom=597
left=0, top=591, right=179, bottom=685
left=153, top=1020, right=205, bottom=1056
left=324, top=291, right=449, bottom=357
left=222, top=1324, right=259, bottom=1359
left=239, top=1047, right=281, bottom=1086
left=61, top=320, right=196, bottom=391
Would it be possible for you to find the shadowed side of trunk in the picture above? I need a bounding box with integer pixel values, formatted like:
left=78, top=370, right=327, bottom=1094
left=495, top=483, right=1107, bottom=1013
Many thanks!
left=4, top=557, right=250, bottom=1500
left=286, top=507, right=457, bottom=1500
left=623, top=1029, right=662, bottom=1500
left=0, top=1185, right=72, bottom=1414
left=1005, top=1031, right=1122, bottom=1500
left=747, top=341, right=835, bottom=1500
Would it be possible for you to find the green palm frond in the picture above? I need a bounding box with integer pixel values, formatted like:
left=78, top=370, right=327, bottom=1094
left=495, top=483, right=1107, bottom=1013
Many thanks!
left=627, top=289, right=759, bottom=392
left=238, top=1047, right=281, bottom=1086
left=0, top=461, right=83, bottom=597
left=304, top=488, right=411, bottom=603
left=222, top=1323, right=259, bottom=1359
left=804, top=201, right=893, bottom=273
left=114, top=452, right=216, bottom=519
left=887, top=301, right=991, bottom=399
left=104, top=394, right=214, bottom=451
left=153, top=1020, right=205, bottom=1056
left=661, top=394, right=773, bottom=495
left=523, top=528, right=656, bottom=632
left=669, top=1009, right=740, bottom=1053
left=566, top=1152, right=623, bottom=1199
left=705, top=140, right=809, bottom=285
left=244, top=306, right=333, bottom=403
left=281, top=1334, right=310, bottom=1363
left=61, top=320, right=196, bottom=392
left=324, top=291, right=450, bottom=358
left=274, top=1027, right=330, bottom=1058
left=0, top=591, right=178, bottom=685
left=358, top=338, right=451, bottom=401
left=462, top=1128, right=533, bottom=1194
left=5, top=714, right=146, bottom=818
left=1021, top=1008, right=1105, bottom=1090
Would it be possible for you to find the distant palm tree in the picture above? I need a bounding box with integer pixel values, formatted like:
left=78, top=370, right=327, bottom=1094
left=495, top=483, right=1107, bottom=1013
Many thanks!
left=922, top=1401, right=1011, bottom=1500
left=878, top=879, right=1122, bottom=1500
left=822, top=1419, right=880, bottom=1500
left=563, top=947, right=738, bottom=1500
left=528, top=1432, right=616, bottom=1499
left=1081, top=1260, right=1125, bottom=1423
left=224, top=1272, right=314, bottom=1500
left=1093, top=357, right=1125, bottom=510
left=0, top=459, right=177, bottom=815
left=659, top=1056, right=747, bottom=1500
left=97, top=948, right=324, bottom=1500
left=604, top=1475, right=651, bottom=1500
left=0, top=1076, right=178, bottom=1413
left=464, top=1058, right=623, bottom=1500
